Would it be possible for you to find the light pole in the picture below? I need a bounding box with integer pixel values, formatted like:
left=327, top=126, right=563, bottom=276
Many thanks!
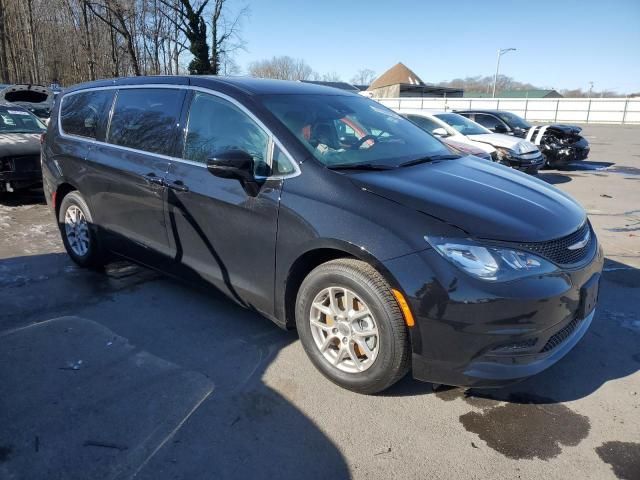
left=492, top=48, right=516, bottom=98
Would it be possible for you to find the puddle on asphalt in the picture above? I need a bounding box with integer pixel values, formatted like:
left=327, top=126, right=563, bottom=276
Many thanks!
left=595, top=441, right=640, bottom=480
left=436, top=389, right=591, bottom=460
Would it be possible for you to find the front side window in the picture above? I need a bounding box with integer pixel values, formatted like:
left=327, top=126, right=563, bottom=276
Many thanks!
left=184, top=92, right=272, bottom=175
left=473, top=114, right=504, bottom=131
left=0, top=107, right=45, bottom=134
left=261, top=94, right=451, bottom=168
left=108, top=88, right=184, bottom=156
left=435, top=113, right=490, bottom=136
left=60, top=90, right=114, bottom=140
left=497, top=111, right=531, bottom=130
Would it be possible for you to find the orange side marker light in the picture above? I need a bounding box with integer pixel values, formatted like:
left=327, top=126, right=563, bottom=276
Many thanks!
left=392, top=289, right=415, bottom=327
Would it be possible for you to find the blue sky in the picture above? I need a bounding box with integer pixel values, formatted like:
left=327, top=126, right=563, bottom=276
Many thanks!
left=232, top=0, right=640, bottom=93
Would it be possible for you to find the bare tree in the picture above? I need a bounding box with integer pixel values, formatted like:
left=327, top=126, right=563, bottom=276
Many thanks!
left=0, top=0, right=246, bottom=85
left=248, top=56, right=317, bottom=81
left=87, top=0, right=141, bottom=75
left=209, top=0, right=246, bottom=74
left=159, top=0, right=212, bottom=74
left=321, top=71, right=342, bottom=82
left=350, top=68, right=375, bottom=86
left=0, top=0, right=10, bottom=82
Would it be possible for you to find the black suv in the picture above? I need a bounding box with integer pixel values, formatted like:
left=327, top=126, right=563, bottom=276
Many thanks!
left=42, top=77, right=603, bottom=393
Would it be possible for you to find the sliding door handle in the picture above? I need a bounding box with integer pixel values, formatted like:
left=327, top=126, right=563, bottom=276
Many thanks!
left=166, top=180, right=189, bottom=192
left=142, top=173, right=165, bottom=186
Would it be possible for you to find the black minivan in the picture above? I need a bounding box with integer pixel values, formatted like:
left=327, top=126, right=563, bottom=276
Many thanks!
left=42, top=76, right=603, bottom=394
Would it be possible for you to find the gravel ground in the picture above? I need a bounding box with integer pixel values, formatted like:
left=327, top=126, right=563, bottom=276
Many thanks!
left=0, top=124, right=638, bottom=480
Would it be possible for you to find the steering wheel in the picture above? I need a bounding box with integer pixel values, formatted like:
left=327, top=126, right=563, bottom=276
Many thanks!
left=350, top=134, right=378, bottom=150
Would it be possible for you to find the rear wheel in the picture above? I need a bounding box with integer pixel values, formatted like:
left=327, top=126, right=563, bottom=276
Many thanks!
left=295, top=259, right=410, bottom=394
left=58, top=191, right=107, bottom=269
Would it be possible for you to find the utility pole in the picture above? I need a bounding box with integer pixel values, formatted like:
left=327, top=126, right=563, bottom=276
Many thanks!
left=492, top=48, right=516, bottom=98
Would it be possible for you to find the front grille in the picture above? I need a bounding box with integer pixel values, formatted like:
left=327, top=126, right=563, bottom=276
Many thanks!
left=541, top=317, right=581, bottom=353
left=515, top=222, right=594, bottom=266
left=6, top=155, right=40, bottom=173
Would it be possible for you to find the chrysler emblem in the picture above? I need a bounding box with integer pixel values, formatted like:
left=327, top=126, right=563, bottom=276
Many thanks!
left=567, top=230, right=590, bottom=250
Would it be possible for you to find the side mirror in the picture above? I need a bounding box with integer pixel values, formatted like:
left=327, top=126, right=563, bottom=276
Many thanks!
left=207, top=149, right=255, bottom=181
left=207, top=149, right=260, bottom=196
left=493, top=123, right=509, bottom=134
left=432, top=127, right=448, bottom=137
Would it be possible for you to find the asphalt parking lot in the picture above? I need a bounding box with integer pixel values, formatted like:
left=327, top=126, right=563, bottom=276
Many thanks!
left=1, top=124, right=639, bottom=480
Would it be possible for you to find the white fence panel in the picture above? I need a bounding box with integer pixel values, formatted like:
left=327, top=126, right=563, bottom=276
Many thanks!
left=376, top=97, right=640, bottom=124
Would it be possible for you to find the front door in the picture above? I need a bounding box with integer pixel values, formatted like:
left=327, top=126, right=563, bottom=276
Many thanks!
left=164, top=91, right=290, bottom=315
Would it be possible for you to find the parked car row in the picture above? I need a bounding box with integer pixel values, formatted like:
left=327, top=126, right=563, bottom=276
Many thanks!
left=39, top=77, right=603, bottom=394
left=398, top=110, right=545, bottom=174
left=456, top=109, right=590, bottom=168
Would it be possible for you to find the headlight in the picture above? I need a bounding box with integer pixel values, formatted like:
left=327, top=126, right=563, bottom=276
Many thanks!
left=425, top=236, right=557, bottom=281
left=515, top=140, right=536, bottom=154
left=494, top=146, right=516, bottom=161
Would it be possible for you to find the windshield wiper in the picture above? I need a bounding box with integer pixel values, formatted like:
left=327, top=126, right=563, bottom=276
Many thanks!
left=399, top=154, right=461, bottom=168
left=327, top=163, right=394, bottom=171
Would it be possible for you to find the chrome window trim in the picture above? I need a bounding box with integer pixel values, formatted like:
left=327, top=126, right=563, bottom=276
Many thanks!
left=57, top=83, right=301, bottom=179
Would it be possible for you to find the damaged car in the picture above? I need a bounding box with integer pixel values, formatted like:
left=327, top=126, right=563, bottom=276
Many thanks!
left=399, top=110, right=544, bottom=174
left=457, top=110, right=590, bottom=168
left=0, top=104, right=46, bottom=193
left=0, top=84, right=54, bottom=120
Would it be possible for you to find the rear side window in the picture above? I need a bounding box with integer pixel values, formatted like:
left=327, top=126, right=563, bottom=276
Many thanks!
left=407, top=115, right=441, bottom=134
left=60, top=90, right=115, bottom=140
left=108, top=88, right=184, bottom=156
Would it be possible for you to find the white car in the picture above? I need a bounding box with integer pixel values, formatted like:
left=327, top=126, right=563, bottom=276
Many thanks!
left=398, top=109, right=545, bottom=174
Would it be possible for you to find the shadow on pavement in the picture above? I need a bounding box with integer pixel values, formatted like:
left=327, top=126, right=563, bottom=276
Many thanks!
left=0, top=253, right=350, bottom=480
left=537, top=172, right=573, bottom=185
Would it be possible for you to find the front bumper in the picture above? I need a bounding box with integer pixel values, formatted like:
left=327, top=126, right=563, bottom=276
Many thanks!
left=501, top=151, right=545, bottom=173
left=543, top=140, right=590, bottom=166
left=383, top=241, right=604, bottom=388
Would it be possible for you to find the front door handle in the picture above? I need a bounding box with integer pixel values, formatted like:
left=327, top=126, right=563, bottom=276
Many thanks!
left=142, top=173, right=165, bottom=186
left=166, top=180, right=189, bottom=192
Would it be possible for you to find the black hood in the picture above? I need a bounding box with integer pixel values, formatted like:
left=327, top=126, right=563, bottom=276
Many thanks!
left=0, top=133, right=41, bottom=157
left=348, top=156, right=586, bottom=243
left=545, top=124, right=582, bottom=135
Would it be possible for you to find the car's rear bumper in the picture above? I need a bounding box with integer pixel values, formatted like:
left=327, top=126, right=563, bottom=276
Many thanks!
left=383, top=241, right=604, bottom=388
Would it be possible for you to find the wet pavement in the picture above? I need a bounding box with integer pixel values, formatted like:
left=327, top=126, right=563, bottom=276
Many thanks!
left=0, top=124, right=639, bottom=479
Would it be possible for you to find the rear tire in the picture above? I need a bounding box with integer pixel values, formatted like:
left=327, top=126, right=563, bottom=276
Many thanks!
left=58, top=191, right=107, bottom=269
left=295, top=258, right=410, bottom=394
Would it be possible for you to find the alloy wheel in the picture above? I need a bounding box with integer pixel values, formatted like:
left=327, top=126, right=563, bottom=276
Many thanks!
left=309, top=286, right=379, bottom=373
left=64, top=205, right=90, bottom=257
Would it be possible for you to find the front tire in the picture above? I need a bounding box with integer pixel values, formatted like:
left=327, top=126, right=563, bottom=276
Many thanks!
left=59, top=191, right=107, bottom=269
left=295, top=259, right=410, bottom=394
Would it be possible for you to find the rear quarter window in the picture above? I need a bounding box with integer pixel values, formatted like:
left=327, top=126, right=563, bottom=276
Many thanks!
left=108, top=88, right=184, bottom=156
left=60, top=90, right=115, bottom=140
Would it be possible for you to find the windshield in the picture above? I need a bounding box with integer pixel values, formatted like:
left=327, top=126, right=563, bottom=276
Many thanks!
left=497, top=111, right=531, bottom=130
left=260, top=94, right=452, bottom=168
left=434, top=113, right=490, bottom=136
left=0, top=107, right=46, bottom=133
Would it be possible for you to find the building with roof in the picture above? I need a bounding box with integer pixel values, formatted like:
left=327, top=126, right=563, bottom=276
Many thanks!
left=463, top=89, right=563, bottom=98
left=366, top=63, right=463, bottom=99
